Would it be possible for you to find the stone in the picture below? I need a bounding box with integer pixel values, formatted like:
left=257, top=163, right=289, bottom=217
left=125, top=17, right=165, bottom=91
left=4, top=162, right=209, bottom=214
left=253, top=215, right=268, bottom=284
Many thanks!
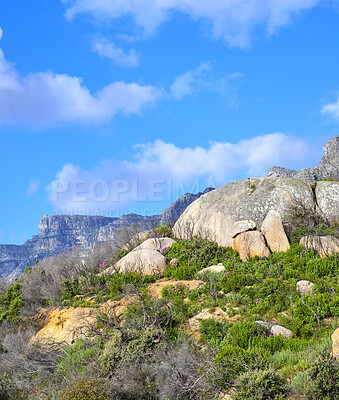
left=267, top=136, right=339, bottom=183
left=256, top=321, right=294, bottom=338
left=230, top=220, right=256, bottom=238
left=233, top=231, right=270, bottom=261
left=261, top=210, right=290, bottom=253
left=296, top=280, right=314, bottom=295
left=300, top=235, right=339, bottom=257
left=315, top=181, right=339, bottom=224
left=116, top=249, right=168, bottom=275
left=173, top=177, right=315, bottom=248
left=170, top=258, right=179, bottom=266
left=134, top=237, right=176, bottom=252
left=332, top=328, right=339, bottom=358
left=198, top=265, right=225, bottom=275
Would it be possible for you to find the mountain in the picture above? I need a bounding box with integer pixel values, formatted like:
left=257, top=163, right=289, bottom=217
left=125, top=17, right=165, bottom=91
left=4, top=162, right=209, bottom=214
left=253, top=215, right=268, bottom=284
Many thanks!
left=0, top=214, right=160, bottom=279
left=267, top=136, right=339, bottom=182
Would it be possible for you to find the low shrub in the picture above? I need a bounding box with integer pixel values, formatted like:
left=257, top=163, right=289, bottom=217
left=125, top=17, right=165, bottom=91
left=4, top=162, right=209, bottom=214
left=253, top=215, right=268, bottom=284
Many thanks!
left=61, top=378, right=110, bottom=400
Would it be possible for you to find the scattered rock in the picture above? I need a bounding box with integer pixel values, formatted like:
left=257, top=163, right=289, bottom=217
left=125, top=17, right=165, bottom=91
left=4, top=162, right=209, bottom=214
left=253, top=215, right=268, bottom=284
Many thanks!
left=134, top=237, right=176, bottom=252
left=198, top=265, right=225, bottom=275
left=230, top=220, right=256, bottom=238
left=116, top=249, right=168, bottom=275
left=255, top=321, right=294, bottom=338
left=233, top=231, right=270, bottom=261
left=299, top=235, right=339, bottom=257
left=261, top=210, right=290, bottom=253
left=332, top=328, right=339, bottom=358
left=170, top=257, right=179, bottom=266
left=296, top=280, right=314, bottom=295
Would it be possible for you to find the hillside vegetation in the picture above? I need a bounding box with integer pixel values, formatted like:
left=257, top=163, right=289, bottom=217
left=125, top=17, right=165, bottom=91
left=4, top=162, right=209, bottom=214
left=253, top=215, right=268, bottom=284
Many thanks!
left=0, top=224, right=338, bottom=400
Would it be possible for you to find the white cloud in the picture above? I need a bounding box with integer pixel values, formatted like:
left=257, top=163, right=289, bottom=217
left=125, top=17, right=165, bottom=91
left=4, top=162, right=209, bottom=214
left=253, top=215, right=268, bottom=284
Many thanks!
left=0, top=27, right=3, bottom=40
left=27, top=179, right=41, bottom=196
left=321, top=97, right=339, bottom=121
left=47, top=133, right=311, bottom=214
left=93, top=37, right=139, bottom=67
left=170, top=62, right=212, bottom=100
left=170, top=63, right=243, bottom=106
left=63, top=0, right=321, bottom=47
left=0, top=46, right=160, bottom=127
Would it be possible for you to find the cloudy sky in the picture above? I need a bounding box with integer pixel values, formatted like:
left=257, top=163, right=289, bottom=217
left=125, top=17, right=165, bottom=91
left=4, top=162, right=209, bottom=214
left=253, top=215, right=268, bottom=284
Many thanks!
left=1, top=0, right=339, bottom=244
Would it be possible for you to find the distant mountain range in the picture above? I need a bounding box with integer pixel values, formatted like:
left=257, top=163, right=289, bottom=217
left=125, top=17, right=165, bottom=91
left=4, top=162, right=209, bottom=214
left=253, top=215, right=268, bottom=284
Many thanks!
left=0, top=189, right=214, bottom=278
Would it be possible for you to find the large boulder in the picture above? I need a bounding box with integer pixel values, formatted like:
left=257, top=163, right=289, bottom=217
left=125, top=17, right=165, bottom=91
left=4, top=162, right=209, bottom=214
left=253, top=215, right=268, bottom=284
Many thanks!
left=261, top=210, right=290, bottom=253
left=300, top=235, right=339, bottom=257
left=315, top=181, right=339, bottom=224
left=134, top=237, right=176, bottom=252
left=332, top=328, right=339, bottom=358
left=116, top=249, right=168, bottom=275
left=233, top=231, right=270, bottom=261
left=173, top=177, right=314, bottom=248
left=198, top=265, right=225, bottom=275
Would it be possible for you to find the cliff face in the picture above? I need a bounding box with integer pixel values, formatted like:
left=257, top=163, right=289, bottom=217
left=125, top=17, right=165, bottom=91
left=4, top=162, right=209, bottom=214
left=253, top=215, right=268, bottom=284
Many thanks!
left=267, top=136, right=339, bottom=182
left=0, top=214, right=160, bottom=279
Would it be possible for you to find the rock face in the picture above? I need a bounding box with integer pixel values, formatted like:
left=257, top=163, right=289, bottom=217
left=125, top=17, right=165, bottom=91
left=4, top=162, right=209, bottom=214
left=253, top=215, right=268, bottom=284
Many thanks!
left=230, top=220, right=256, bottom=238
left=267, top=136, right=339, bottom=183
left=261, top=210, right=290, bottom=253
left=116, top=249, right=168, bottom=275
left=299, top=235, right=339, bottom=257
left=332, top=328, right=339, bottom=358
left=233, top=231, right=270, bottom=261
left=173, top=177, right=314, bottom=248
left=315, top=181, right=339, bottom=224
left=160, top=187, right=214, bottom=226
left=296, top=280, right=314, bottom=295
left=0, top=214, right=160, bottom=279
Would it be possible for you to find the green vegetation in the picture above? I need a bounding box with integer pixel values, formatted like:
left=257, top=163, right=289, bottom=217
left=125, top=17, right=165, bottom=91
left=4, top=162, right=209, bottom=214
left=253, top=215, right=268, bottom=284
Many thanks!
left=0, top=225, right=337, bottom=399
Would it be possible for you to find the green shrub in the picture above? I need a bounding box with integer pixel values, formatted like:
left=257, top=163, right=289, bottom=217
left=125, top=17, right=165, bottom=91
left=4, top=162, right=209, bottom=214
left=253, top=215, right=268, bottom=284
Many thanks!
left=222, top=273, right=255, bottom=293
left=61, top=378, right=110, bottom=400
left=199, top=319, right=230, bottom=345
left=304, top=350, right=339, bottom=400
left=161, top=283, right=187, bottom=299
left=232, top=369, right=287, bottom=400
left=0, top=283, right=22, bottom=323
left=225, top=321, right=267, bottom=350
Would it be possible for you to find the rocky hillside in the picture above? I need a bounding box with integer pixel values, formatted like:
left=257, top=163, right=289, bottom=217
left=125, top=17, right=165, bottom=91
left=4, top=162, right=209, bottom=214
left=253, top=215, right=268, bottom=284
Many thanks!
left=267, top=135, right=339, bottom=182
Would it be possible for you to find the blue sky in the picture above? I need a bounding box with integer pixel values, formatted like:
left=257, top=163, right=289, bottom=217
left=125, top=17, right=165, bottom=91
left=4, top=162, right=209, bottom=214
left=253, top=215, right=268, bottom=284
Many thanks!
left=1, top=0, right=339, bottom=244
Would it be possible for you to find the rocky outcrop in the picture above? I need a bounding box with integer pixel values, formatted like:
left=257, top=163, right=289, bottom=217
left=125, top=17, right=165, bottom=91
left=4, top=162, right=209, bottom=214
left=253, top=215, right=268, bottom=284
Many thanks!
left=233, top=231, right=270, bottom=261
left=267, top=136, right=339, bottom=183
left=299, top=235, right=339, bottom=257
left=0, top=214, right=160, bottom=279
left=173, top=177, right=314, bottom=248
left=160, top=187, right=214, bottom=226
left=261, top=210, right=290, bottom=253
left=116, top=249, right=168, bottom=275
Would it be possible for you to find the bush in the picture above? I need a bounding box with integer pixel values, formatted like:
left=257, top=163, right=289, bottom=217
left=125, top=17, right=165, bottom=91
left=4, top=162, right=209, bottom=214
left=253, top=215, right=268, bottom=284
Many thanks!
left=0, top=283, right=22, bottom=323
left=305, top=350, right=339, bottom=400
left=232, top=369, right=287, bottom=400
left=61, top=378, right=110, bottom=400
